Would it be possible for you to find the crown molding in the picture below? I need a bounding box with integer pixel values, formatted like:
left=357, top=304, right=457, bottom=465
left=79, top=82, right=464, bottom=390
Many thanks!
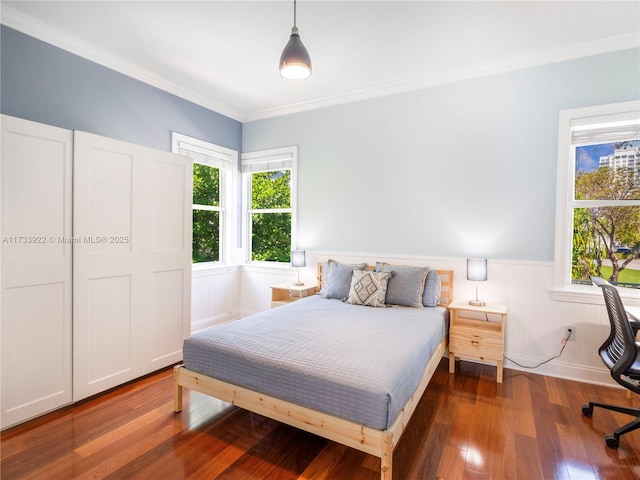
left=2, top=4, right=638, bottom=124
left=244, top=31, right=640, bottom=122
left=0, top=5, right=245, bottom=122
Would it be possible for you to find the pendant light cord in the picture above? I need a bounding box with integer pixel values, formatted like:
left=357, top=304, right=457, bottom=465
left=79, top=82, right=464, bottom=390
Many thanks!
left=292, top=0, right=298, bottom=33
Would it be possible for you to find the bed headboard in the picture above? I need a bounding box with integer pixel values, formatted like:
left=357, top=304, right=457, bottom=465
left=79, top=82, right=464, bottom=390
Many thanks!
left=317, top=262, right=453, bottom=307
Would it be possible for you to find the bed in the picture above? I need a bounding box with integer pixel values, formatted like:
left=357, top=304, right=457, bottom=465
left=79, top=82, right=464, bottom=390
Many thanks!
left=174, top=262, right=453, bottom=480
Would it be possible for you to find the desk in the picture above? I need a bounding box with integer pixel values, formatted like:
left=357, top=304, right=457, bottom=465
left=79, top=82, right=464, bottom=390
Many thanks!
left=626, top=306, right=640, bottom=322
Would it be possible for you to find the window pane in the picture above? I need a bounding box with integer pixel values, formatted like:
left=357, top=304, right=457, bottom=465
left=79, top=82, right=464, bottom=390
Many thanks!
left=575, top=140, right=640, bottom=200
left=193, top=210, right=219, bottom=262
left=571, top=206, right=639, bottom=288
left=251, top=170, right=291, bottom=209
left=251, top=212, right=291, bottom=262
left=193, top=163, right=220, bottom=206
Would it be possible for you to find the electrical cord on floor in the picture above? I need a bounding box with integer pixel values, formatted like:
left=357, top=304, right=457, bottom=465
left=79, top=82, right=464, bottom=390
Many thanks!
left=503, top=328, right=573, bottom=369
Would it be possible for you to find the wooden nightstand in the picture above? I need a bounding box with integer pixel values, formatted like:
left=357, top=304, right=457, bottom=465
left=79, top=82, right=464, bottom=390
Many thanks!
left=448, top=299, right=508, bottom=383
left=270, top=284, right=318, bottom=308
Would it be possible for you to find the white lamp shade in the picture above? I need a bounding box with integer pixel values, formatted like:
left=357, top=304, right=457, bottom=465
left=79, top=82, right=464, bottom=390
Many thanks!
left=467, top=258, right=487, bottom=281
left=291, top=250, right=306, bottom=268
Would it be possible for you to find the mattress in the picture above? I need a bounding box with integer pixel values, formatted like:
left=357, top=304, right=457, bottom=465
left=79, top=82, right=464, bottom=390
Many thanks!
left=183, top=295, right=448, bottom=430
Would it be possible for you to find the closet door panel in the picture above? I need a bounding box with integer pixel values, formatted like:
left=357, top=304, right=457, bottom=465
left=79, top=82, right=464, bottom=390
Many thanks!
left=73, top=132, right=144, bottom=401
left=150, top=269, right=185, bottom=363
left=151, top=159, right=188, bottom=252
left=1, top=115, right=72, bottom=428
left=87, top=276, right=133, bottom=381
left=2, top=130, right=69, bottom=287
left=86, top=148, right=134, bottom=255
left=3, top=284, right=67, bottom=409
left=145, top=153, right=192, bottom=368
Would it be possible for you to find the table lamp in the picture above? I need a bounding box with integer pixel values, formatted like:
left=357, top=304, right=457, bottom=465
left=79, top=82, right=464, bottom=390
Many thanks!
left=467, top=258, right=487, bottom=306
left=291, top=250, right=306, bottom=286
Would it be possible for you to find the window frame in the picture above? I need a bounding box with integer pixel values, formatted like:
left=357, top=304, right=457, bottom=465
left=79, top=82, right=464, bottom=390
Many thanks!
left=552, top=100, right=640, bottom=304
left=171, top=132, right=238, bottom=267
left=241, top=146, right=298, bottom=265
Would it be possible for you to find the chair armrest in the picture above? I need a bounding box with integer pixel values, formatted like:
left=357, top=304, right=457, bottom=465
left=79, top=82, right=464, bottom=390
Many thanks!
left=631, top=320, right=640, bottom=338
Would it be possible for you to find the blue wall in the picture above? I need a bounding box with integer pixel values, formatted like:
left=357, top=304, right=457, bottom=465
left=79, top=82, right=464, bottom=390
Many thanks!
left=243, top=48, right=640, bottom=262
left=3, top=24, right=639, bottom=263
left=1, top=26, right=241, bottom=153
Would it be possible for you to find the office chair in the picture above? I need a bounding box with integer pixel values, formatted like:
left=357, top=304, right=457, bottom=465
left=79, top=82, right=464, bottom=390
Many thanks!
left=582, top=276, right=640, bottom=448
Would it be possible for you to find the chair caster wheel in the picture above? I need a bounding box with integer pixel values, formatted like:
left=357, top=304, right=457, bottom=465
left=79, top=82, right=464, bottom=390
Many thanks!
left=605, top=434, right=619, bottom=449
left=582, top=405, right=593, bottom=417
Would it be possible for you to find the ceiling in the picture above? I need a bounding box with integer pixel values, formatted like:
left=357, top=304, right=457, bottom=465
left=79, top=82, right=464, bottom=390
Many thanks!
left=2, top=1, right=639, bottom=122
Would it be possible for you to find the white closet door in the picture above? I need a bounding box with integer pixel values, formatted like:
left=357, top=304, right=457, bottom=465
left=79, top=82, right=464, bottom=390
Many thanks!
left=73, top=132, right=191, bottom=401
left=144, top=153, right=192, bottom=370
left=1, top=115, right=73, bottom=428
left=73, top=132, right=146, bottom=400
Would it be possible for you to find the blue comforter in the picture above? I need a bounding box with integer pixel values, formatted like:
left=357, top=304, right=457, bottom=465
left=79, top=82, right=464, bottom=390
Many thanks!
left=183, top=295, right=448, bottom=430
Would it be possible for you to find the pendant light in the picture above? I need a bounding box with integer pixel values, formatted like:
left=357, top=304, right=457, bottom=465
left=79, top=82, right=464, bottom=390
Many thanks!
left=279, top=0, right=312, bottom=80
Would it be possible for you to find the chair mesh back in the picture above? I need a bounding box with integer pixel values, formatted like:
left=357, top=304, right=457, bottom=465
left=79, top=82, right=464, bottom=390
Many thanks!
left=602, top=286, right=629, bottom=365
left=592, top=277, right=637, bottom=389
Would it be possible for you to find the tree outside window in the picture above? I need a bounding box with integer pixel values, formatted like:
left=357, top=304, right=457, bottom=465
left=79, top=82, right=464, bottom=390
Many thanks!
left=193, top=163, right=221, bottom=263
left=571, top=140, right=640, bottom=288
left=249, top=170, right=292, bottom=262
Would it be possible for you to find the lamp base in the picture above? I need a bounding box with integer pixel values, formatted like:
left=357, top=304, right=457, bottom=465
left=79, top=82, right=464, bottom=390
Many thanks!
left=469, top=299, right=486, bottom=307
left=293, top=281, right=304, bottom=286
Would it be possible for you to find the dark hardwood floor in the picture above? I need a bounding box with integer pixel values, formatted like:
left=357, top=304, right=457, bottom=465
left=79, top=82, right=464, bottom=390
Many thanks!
left=2, top=359, right=639, bottom=479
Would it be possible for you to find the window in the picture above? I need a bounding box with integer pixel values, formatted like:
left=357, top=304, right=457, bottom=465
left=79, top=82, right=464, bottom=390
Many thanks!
left=554, top=101, right=640, bottom=297
left=242, top=146, right=297, bottom=263
left=171, top=133, right=238, bottom=265
left=572, top=141, right=640, bottom=288
left=192, top=163, right=221, bottom=262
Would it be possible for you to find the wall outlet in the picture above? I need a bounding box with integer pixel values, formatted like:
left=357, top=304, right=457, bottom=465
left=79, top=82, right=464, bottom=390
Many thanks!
left=564, top=325, right=576, bottom=342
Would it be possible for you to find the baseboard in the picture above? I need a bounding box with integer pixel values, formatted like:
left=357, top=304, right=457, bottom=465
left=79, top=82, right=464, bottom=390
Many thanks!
left=503, top=354, right=620, bottom=389
left=191, top=312, right=241, bottom=332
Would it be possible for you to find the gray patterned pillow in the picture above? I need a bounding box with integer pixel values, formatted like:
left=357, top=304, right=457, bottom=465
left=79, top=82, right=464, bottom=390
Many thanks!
left=346, top=270, right=392, bottom=307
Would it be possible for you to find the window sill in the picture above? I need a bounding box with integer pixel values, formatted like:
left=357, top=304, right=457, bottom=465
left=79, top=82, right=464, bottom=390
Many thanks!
left=192, top=262, right=239, bottom=276
left=551, top=285, right=640, bottom=306
left=242, top=261, right=292, bottom=271
left=193, top=261, right=224, bottom=271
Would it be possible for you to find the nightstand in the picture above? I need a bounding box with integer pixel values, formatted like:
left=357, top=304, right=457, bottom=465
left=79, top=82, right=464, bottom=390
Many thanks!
left=448, top=299, right=508, bottom=383
left=270, top=284, right=318, bottom=308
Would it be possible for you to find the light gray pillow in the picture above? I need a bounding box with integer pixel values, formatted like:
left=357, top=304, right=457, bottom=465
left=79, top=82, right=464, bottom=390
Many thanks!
left=422, top=269, right=441, bottom=307
left=323, top=261, right=367, bottom=300
left=346, top=270, right=392, bottom=307
left=319, top=260, right=330, bottom=295
left=382, top=264, right=429, bottom=308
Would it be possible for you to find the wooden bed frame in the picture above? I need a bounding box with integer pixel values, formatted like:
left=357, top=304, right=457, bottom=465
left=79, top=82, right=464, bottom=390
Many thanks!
left=174, top=265, right=453, bottom=480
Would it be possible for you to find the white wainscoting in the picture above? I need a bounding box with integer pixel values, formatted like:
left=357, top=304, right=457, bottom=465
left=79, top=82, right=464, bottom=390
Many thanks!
left=191, top=265, right=241, bottom=332
left=232, top=251, right=627, bottom=389
left=240, top=264, right=301, bottom=316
